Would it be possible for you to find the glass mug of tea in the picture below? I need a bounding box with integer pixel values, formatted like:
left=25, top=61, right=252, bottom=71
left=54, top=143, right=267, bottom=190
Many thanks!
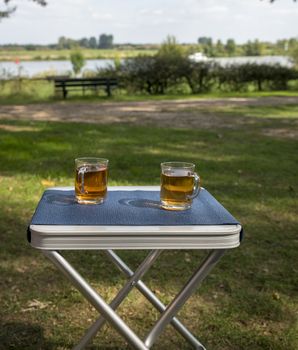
left=160, top=162, right=200, bottom=210
left=75, top=157, right=109, bottom=204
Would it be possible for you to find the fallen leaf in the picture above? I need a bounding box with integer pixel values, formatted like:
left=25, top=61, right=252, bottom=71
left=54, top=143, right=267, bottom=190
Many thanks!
left=272, top=292, right=280, bottom=300
left=21, top=299, right=52, bottom=312
left=184, top=253, right=191, bottom=263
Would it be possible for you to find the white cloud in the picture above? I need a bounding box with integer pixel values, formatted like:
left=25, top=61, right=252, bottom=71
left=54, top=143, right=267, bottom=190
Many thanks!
left=139, top=8, right=150, bottom=15
left=91, top=13, right=113, bottom=20
left=271, top=7, right=298, bottom=15
left=0, top=0, right=297, bottom=44
left=199, top=5, right=228, bottom=14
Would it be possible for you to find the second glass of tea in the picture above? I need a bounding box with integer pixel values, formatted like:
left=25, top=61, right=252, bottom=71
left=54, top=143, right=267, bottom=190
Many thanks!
left=160, top=161, right=200, bottom=210
left=75, top=157, right=109, bottom=204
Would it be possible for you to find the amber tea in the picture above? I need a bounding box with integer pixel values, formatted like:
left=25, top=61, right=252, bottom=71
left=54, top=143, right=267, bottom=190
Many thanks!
left=160, top=162, right=200, bottom=210
left=75, top=158, right=108, bottom=204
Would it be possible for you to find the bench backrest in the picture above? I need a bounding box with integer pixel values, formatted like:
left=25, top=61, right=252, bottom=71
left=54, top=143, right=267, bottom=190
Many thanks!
left=54, top=78, right=118, bottom=88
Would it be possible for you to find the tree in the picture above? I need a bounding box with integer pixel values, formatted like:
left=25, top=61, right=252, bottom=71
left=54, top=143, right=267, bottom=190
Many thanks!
left=0, top=1, right=15, bottom=18
left=197, top=37, right=214, bottom=57
left=198, top=37, right=212, bottom=46
left=57, top=36, right=77, bottom=49
left=215, top=40, right=226, bottom=57
left=57, top=36, right=67, bottom=50
left=89, top=37, right=97, bottom=49
left=70, top=50, right=85, bottom=76
left=290, top=46, right=298, bottom=67
left=0, top=0, right=46, bottom=19
left=158, top=35, right=185, bottom=58
left=183, top=60, right=218, bottom=93
left=153, top=36, right=186, bottom=93
left=79, top=37, right=89, bottom=48
left=98, top=34, right=113, bottom=49
left=244, top=40, right=264, bottom=56
left=118, top=37, right=187, bottom=95
left=226, top=39, right=236, bottom=56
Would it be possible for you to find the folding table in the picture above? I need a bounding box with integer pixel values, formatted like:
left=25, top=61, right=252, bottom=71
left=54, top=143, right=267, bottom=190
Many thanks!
left=28, top=186, right=242, bottom=350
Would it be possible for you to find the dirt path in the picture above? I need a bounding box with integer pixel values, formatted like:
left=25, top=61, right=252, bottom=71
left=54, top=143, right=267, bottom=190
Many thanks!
left=0, top=97, right=297, bottom=131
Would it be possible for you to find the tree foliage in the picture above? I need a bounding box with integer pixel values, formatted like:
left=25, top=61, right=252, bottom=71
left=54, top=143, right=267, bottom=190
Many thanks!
left=70, top=50, right=85, bottom=76
left=98, top=34, right=113, bottom=49
left=0, top=0, right=46, bottom=19
left=226, top=39, right=236, bottom=55
left=290, top=46, right=298, bottom=67
left=106, top=51, right=297, bottom=95
left=106, top=36, right=298, bottom=95
left=89, top=37, right=97, bottom=49
left=193, top=37, right=298, bottom=58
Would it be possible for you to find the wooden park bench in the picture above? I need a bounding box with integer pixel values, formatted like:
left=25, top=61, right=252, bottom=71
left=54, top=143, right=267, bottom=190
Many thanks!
left=54, top=77, right=118, bottom=99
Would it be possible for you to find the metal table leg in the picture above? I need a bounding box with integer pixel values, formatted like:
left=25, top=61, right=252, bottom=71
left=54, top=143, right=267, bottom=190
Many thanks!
left=73, top=250, right=162, bottom=350
left=105, top=250, right=206, bottom=350
left=43, top=250, right=149, bottom=350
left=44, top=249, right=225, bottom=350
left=144, top=249, right=226, bottom=348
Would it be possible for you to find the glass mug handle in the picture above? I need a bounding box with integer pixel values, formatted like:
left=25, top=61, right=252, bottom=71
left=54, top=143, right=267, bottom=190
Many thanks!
left=187, top=172, right=201, bottom=200
left=78, top=166, right=87, bottom=194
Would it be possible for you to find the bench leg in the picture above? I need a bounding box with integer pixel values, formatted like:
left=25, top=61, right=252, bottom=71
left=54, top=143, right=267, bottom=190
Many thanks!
left=106, top=84, right=111, bottom=97
left=63, top=87, right=68, bottom=99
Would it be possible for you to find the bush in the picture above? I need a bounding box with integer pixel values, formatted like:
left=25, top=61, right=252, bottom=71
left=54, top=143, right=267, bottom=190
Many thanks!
left=268, top=65, right=298, bottom=90
left=217, top=63, right=297, bottom=92
left=182, top=60, right=219, bottom=93
left=119, top=56, right=156, bottom=93
left=70, top=50, right=85, bottom=76
left=95, top=54, right=298, bottom=95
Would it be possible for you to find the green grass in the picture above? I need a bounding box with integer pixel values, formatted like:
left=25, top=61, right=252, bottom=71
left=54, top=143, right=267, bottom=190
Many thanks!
left=0, top=78, right=298, bottom=106
left=180, top=104, right=298, bottom=120
left=0, top=48, right=157, bottom=61
left=219, top=104, right=298, bottom=119
left=0, top=80, right=54, bottom=104
left=0, top=104, right=297, bottom=349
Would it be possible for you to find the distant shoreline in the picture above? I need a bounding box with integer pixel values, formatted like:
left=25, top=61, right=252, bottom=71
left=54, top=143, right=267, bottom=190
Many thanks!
left=0, top=48, right=157, bottom=62
left=0, top=47, right=294, bottom=63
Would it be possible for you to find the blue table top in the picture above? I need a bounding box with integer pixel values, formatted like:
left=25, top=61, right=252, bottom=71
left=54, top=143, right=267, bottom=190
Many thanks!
left=30, top=189, right=240, bottom=227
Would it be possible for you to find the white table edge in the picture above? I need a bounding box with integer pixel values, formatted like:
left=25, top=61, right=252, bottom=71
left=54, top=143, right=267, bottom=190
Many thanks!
left=29, top=186, right=242, bottom=250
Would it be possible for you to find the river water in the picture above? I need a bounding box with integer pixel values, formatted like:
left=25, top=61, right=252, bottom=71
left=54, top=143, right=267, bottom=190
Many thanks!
left=0, top=59, right=113, bottom=78
left=0, top=56, right=293, bottom=78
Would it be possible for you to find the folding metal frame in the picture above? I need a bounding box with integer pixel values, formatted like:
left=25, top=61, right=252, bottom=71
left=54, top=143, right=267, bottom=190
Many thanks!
left=43, top=248, right=226, bottom=349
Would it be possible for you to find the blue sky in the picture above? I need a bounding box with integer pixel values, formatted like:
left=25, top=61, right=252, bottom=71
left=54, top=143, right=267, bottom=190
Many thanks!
left=0, top=0, right=297, bottom=44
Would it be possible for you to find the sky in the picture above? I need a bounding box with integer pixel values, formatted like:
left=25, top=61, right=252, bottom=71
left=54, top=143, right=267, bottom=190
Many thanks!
left=0, top=0, right=297, bottom=44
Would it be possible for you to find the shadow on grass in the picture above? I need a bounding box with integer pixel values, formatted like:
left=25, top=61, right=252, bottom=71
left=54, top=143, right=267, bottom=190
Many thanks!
left=0, top=118, right=297, bottom=182
left=0, top=322, right=52, bottom=350
left=0, top=119, right=297, bottom=349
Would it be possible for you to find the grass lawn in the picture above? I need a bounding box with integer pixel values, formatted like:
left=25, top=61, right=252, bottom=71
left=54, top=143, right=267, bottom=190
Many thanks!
left=0, top=78, right=298, bottom=106
left=0, top=103, right=297, bottom=349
